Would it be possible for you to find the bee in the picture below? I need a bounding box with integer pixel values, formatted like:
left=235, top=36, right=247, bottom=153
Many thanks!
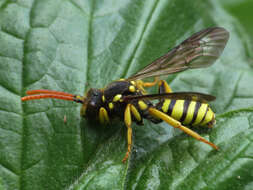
left=21, top=27, right=229, bottom=162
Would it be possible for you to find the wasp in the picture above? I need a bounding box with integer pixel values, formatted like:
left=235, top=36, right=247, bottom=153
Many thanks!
left=21, top=27, right=229, bottom=162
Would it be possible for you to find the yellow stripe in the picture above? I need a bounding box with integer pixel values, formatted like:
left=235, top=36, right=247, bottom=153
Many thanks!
left=171, top=100, right=184, bottom=121
left=200, top=107, right=214, bottom=126
left=192, top=103, right=208, bottom=126
left=183, top=101, right=196, bottom=124
left=162, top=99, right=171, bottom=113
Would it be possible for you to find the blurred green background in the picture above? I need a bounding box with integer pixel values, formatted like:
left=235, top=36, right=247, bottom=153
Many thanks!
left=221, top=0, right=253, bottom=43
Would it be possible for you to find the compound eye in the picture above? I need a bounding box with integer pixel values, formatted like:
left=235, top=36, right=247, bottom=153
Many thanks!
left=93, top=91, right=99, bottom=96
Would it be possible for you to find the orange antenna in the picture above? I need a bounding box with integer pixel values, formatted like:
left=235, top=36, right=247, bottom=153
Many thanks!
left=21, top=89, right=84, bottom=104
left=26, top=89, right=75, bottom=97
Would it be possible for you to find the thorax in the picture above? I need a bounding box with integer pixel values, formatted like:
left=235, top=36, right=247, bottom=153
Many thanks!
left=82, top=80, right=152, bottom=123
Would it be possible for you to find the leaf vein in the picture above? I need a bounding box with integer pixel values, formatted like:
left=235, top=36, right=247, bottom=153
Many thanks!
left=121, top=0, right=160, bottom=79
left=224, top=71, right=243, bottom=110
left=68, top=0, right=88, bottom=16
left=212, top=140, right=250, bottom=183
left=0, top=163, right=18, bottom=176
left=0, top=84, right=20, bottom=97
left=0, top=126, right=21, bottom=136
left=0, top=107, right=21, bottom=116
left=0, top=52, right=22, bottom=62
left=86, top=1, right=94, bottom=85
left=19, top=1, right=36, bottom=189
left=0, top=27, right=24, bottom=40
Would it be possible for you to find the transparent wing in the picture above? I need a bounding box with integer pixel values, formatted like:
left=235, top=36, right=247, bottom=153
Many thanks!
left=123, top=92, right=216, bottom=103
left=127, top=27, right=229, bottom=81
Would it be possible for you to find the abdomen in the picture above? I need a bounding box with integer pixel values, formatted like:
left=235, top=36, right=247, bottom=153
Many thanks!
left=157, top=99, right=215, bottom=127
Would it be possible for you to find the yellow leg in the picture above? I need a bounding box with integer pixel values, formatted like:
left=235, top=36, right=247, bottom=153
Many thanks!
left=149, top=108, right=219, bottom=150
left=122, top=104, right=133, bottom=163
left=158, top=80, right=172, bottom=93
left=136, top=77, right=159, bottom=93
left=142, top=77, right=160, bottom=87
left=130, top=104, right=142, bottom=122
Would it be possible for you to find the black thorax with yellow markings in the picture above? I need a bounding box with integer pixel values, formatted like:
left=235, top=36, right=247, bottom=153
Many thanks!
left=81, top=80, right=160, bottom=125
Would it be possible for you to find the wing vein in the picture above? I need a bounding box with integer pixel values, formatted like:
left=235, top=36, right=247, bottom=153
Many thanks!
left=127, top=27, right=229, bottom=81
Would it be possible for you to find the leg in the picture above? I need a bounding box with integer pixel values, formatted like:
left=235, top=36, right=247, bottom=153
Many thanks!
left=136, top=77, right=159, bottom=93
left=130, top=104, right=142, bottom=123
left=149, top=108, right=219, bottom=150
left=142, top=77, right=160, bottom=87
left=158, top=80, right=172, bottom=93
left=122, top=104, right=133, bottom=163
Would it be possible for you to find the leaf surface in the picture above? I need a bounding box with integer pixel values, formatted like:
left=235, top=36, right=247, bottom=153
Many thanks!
left=0, top=0, right=252, bottom=189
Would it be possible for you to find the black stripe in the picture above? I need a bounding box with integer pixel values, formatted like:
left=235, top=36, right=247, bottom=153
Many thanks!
left=189, top=102, right=201, bottom=125
left=180, top=100, right=190, bottom=122
left=200, top=106, right=209, bottom=124
left=159, top=82, right=165, bottom=93
left=167, top=99, right=176, bottom=115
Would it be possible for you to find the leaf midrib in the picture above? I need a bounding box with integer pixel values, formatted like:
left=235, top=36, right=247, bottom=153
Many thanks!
left=20, top=1, right=34, bottom=190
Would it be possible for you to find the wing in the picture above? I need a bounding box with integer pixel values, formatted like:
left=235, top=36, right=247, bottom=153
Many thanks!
left=123, top=92, right=216, bottom=103
left=127, top=27, right=229, bottom=81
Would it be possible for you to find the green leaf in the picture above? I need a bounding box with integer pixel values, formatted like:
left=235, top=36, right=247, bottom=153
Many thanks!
left=0, top=0, right=252, bottom=190
left=220, top=0, right=253, bottom=44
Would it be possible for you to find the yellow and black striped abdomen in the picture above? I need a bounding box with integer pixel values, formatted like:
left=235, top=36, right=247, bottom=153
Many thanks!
left=159, top=99, right=215, bottom=127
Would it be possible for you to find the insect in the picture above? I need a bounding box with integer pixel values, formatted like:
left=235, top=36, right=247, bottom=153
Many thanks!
left=21, top=27, right=229, bottom=162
